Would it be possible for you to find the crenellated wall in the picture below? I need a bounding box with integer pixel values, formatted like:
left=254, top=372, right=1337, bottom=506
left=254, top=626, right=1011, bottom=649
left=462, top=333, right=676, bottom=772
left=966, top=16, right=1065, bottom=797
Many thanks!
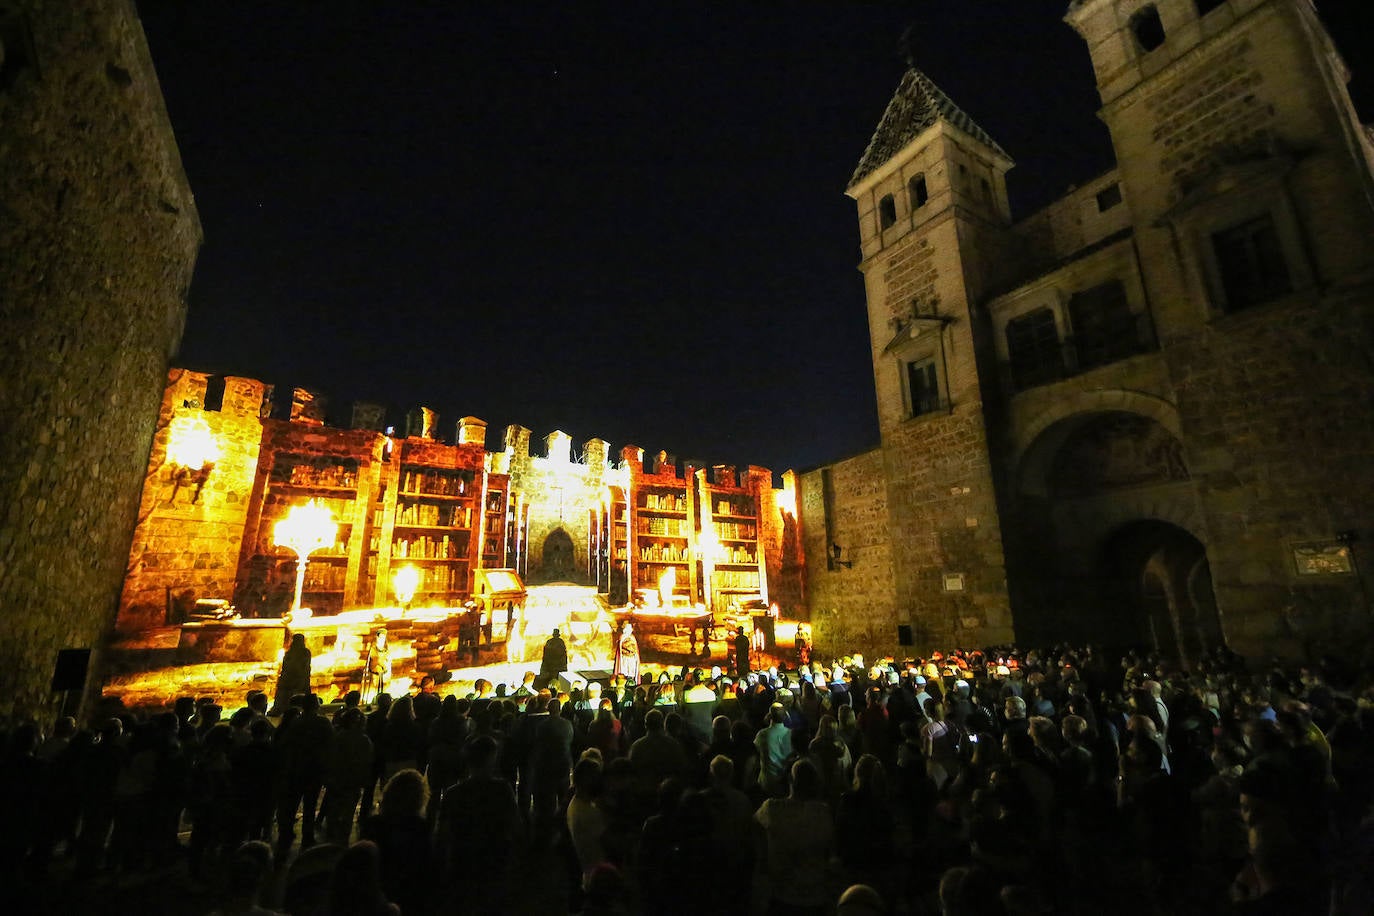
left=118, top=370, right=265, bottom=633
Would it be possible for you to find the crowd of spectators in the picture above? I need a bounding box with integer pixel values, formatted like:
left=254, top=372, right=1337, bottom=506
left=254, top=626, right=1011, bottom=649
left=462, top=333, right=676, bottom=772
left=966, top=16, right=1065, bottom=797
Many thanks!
left=2, top=643, right=1372, bottom=915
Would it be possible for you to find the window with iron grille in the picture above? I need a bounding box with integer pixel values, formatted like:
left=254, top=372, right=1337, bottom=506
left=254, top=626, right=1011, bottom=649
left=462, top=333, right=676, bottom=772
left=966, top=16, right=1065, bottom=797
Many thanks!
left=1211, top=214, right=1291, bottom=311
left=1069, top=280, right=1141, bottom=370
left=1005, top=308, right=1063, bottom=390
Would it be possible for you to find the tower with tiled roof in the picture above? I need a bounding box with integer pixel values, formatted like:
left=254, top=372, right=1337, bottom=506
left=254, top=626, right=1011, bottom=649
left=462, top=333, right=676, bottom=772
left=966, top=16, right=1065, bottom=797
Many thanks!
left=838, top=61, right=1018, bottom=650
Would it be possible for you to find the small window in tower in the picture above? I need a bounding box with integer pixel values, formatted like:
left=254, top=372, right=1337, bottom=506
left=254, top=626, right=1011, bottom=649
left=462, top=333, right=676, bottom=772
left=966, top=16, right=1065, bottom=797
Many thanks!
left=906, top=357, right=943, bottom=418
left=980, top=178, right=992, bottom=204
left=1096, top=183, right=1123, bottom=212
left=1211, top=214, right=1292, bottom=311
left=1194, top=0, right=1226, bottom=16
left=909, top=174, right=928, bottom=209
left=1131, top=6, right=1166, bottom=52
left=879, top=193, right=897, bottom=230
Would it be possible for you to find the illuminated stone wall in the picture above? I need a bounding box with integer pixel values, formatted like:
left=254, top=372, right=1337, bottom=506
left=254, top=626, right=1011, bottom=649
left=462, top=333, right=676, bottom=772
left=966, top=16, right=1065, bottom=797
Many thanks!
left=755, top=468, right=804, bottom=615
left=118, top=371, right=266, bottom=633
left=0, top=1, right=202, bottom=720
left=504, top=429, right=609, bottom=585
left=799, top=450, right=897, bottom=658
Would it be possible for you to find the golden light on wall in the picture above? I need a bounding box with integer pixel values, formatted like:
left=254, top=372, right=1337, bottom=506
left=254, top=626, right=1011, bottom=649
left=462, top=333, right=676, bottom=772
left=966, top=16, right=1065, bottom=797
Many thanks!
left=657, top=566, right=676, bottom=605
left=273, top=500, right=339, bottom=614
left=775, top=483, right=797, bottom=517
left=392, top=564, right=420, bottom=612
left=697, top=530, right=726, bottom=563
left=165, top=413, right=221, bottom=504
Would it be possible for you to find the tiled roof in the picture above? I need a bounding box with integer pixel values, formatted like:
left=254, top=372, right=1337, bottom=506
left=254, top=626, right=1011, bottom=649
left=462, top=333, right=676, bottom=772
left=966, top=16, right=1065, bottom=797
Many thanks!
left=848, top=68, right=1009, bottom=189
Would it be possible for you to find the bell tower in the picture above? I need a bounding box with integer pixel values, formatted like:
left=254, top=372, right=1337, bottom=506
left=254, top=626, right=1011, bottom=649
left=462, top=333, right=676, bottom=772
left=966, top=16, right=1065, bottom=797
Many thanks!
left=843, top=62, right=1018, bottom=648
left=846, top=66, right=1015, bottom=437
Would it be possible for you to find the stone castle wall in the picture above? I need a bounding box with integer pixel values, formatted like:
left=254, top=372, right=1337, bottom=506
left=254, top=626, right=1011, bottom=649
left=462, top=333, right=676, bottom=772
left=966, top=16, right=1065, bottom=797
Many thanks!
left=1167, top=295, right=1374, bottom=657
left=0, top=1, right=202, bottom=720
left=799, top=449, right=896, bottom=658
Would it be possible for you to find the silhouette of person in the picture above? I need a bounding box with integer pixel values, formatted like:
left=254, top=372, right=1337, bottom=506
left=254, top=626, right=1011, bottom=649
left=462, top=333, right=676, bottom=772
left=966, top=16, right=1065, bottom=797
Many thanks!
left=541, top=628, right=569, bottom=680
left=272, top=632, right=311, bottom=713
left=735, top=627, right=752, bottom=677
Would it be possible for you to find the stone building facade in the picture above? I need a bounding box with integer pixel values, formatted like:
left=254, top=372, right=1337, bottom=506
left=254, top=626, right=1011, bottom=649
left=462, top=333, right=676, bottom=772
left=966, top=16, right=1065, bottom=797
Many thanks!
left=800, top=0, right=1374, bottom=664
left=0, top=1, right=202, bottom=720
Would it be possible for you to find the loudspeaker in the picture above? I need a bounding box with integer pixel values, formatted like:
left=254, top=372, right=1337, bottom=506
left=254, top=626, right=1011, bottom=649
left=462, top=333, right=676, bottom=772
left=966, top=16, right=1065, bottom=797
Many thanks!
left=51, top=648, right=92, bottom=692
left=897, top=625, right=914, bottom=647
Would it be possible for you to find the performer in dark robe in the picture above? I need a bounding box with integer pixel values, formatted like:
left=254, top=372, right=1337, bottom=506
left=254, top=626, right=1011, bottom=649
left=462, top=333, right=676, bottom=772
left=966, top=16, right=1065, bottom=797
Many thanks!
left=613, top=621, right=640, bottom=684
left=540, top=628, right=569, bottom=680
left=734, top=627, right=752, bottom=677
left=272, top=632, right=311, bottom=713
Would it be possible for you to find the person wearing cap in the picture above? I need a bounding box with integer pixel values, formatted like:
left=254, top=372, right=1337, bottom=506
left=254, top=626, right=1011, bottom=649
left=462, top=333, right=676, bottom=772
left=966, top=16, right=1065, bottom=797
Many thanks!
left=912, top=676, right=935, bottom=722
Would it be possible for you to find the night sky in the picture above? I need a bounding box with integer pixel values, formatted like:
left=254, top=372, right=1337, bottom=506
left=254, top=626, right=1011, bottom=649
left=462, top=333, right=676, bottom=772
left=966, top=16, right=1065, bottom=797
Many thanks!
left=134, top=2, right=1374, bottom=475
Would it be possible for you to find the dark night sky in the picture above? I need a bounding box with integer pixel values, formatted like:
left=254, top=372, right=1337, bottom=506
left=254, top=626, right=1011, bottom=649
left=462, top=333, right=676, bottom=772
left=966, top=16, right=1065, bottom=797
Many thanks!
left=134, top=1, right=1374, bottom=474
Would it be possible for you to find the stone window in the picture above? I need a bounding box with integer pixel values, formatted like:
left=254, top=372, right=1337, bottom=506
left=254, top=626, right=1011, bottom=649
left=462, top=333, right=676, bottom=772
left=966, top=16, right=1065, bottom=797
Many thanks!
left=1069, top=279, right=1143, bottom=370
left=1210, top=214, right=1291, bottom=311
left=909, top=173, right=928, bottom=209
left=879, top=193, right=897, bottom=230
left=906, top=357, right=943, bottom=417
left=979, top=178, right=992, bottom=204
left=1005, top=308, right=1063, bottom=390
left=1194, top=0, right=1226, bottom=16
left=1096, top=183, right=1123, bottom=212
left=1130, top=6, right=1166, bottom=53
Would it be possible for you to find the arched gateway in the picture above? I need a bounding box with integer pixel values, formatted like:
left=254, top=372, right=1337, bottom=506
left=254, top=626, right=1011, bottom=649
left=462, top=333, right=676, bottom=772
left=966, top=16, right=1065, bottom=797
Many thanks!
left=1008, top=409, right=1223, bottom=663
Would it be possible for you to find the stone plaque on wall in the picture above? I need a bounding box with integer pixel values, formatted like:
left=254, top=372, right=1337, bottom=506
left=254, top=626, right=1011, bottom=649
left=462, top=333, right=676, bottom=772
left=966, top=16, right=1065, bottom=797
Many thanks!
left=1291, top=542, right=1354, bottom=577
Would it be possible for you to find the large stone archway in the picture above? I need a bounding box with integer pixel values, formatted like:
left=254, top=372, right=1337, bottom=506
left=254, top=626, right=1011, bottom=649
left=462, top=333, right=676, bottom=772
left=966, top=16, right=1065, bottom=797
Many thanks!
left=1007, top=407, right=1220, bottom=658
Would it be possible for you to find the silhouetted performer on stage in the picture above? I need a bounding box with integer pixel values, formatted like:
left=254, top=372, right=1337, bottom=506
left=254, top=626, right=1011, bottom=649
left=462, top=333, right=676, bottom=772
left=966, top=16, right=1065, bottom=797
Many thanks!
left=272, top=632, right=311, bottom=713
left=541, top=628, right=569, bottom=680
left=734, top=626, right=751, bottom=677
